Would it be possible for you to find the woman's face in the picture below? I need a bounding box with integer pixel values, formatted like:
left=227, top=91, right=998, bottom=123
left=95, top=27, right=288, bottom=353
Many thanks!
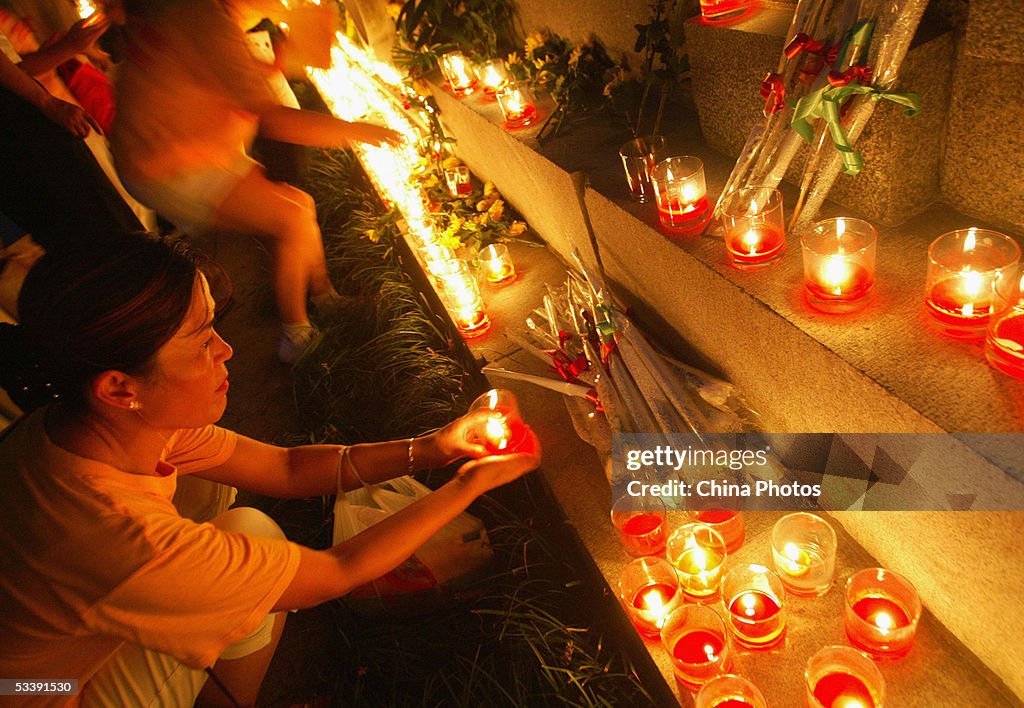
left=133, top=275, right=233, bottom=430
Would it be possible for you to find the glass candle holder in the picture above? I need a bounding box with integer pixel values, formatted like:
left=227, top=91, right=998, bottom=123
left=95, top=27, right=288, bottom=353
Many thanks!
left=986, top=266, right=1024, bottom=379
left=695, top=674, right=768, bottom=708
left=444, top=165, right=472, bottom=197
left=617, top=557, right=682, bottom=637
left=805, top=645, right=885, bottom=708
left=651, top=156, right=710, bottom=236
left=686, top=509, right=745, bottom=554
left=478, top=244, right=516, bottom=284
left=619, top=135, right=667, bottom=204
left=700, top=0, right=750, bottom=22
left=720, top=187, right=786, bottom=270
left=844, top=568, right=922, bottom=659
left=466, top=388, right=527, bottom=454
left=924, top=227, right=1021, bottom=339
left=424, top=247, right=457, bottom=278
left=722, top=564, right=787, bottom=649
left=435, top=259, right=489, bottom=338
left=495, top=81, right=538, bottom=129
left=661, top=604, right=732, bottom=690
left=439, top=51, right=477, bottom=97
left=666, top=523, right=727, bottom=601
left=802, top=217, right=878, bottom=313
left=611, top=493, right=668, bottom=558
left=771, top=512, right=837, bottom=597
left=476, top=58, right=510, bottom=95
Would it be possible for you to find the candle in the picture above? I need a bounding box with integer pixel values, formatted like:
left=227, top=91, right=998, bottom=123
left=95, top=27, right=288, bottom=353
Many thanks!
left=699, top=0, right=750, bottom=22
left=611, top=493, right=667, bottom=557
left=651, top=156, right=710, bottom=236
left=722, top=564, right=786, bottom=649
left=805, top=646, right=885, bottom=708
left=467, top=389, right=526, bottom=453
left=771, top=513, right=837, bottom=597
left=436, top=259, right=489, bottom=338
left=986, top=269, right=1024, bottom=378
left=924, top=227, right=1020, bottom=339
left=619, top=135, right=667, bottom=204
left=695, top=674, right=768, bottom=708
left=476, top=59, right=510, bottom=95
left=666, top=523, right=727, bottom=600
left=478, top=244, right=516, bottom=283
left=720, top=187, right=786, bottom=270
left=802, top=217, right=877, bottom=313
left=76, top=0, right=97, bottom=18
left=496, top=81, right=538, bottom=129
left=661, top=605, right=732, bottom=689
left=444, top=166, right=472, bottom=197
left=617, top=558, right=681, bottom=636
left=844, top=568, right=921, bottom=658
left=439, top=52, right=477, bottom=97
left=687, top=509, right=745, bottom=553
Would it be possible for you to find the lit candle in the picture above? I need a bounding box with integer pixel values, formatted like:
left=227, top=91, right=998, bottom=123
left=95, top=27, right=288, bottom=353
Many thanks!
left=440, top=52, right=477, bottom=97
left=771, top=513, right=837, bottom=597
left=721, top=187, right=786, bottom=269
left=611, top=492, right=667, bottom=557
left=467, top=389, right=526, bottom=453
left=436, top=260, right=489, bottom=338
left=805, top=646, right=885, bottom=708
left=476, top=59, right=510, bottom=95
left=619, top=135, right=667, bottom=204
left=695, top=674, right=768, bottom=708
left=924, top=227, right=1020, bottom=339
left=844, top=568, right=921, bottom=658
left=661, top=604, right=732, bottom=689
left=496, top=82, right=538, bottom=129
left=802, top=217, right=877, bottom=312
left=811, top=672, right=877, bottom=708
left=651, top=157, right=710, bottom=236
left=666, top=523, right=727, bottom=600
left=617, top=558, right=681, bottom=637
left=444, top=166, right=472, bottom=197
left=986, top=270, right=1024, bottom=378
left=722, top=564, right=786, bottom=648
left=76, top=0, right=97, bottom=18
left=478, top=244, right=516, bottom=283
left=687, top=509, right=744, bottom=553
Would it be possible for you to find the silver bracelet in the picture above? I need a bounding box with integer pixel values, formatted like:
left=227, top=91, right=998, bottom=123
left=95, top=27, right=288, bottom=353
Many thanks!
left=407, top=437, right=415, bottom=475
left=339, top=446, right=369, bottom=488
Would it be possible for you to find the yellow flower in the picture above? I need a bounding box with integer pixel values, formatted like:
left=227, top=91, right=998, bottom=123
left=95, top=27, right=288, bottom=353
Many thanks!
left=569, top=46, right=582, bottom=68
left=487, top=199, right=505, bottom=222
left=439, top=233, right=462, bottom=249
left=476, top=213, right=489, bottom=226
left=508, top=220, right=527, bottom=237
left=483, top=181, right=498, bottom=196
left=411, top=78, right=433, bottom=97
left=442, top=156, right=462, bottom=170
left=506, top=51, right=521, bottom=66
left=363, top=229, right=378, bottom=243
left=524, top=31, right=547, bottom=55
left=533, top=57, right=546, bottom=70
left=476, top=197, right=494, bottom=212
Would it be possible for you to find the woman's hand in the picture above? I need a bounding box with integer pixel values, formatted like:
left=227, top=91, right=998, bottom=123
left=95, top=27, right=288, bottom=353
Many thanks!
left=456, top=429, right=542, bottom=494
left=346, top=122, right=403, bottom=148
left=427, top=408, right=497, bottom=463
left=40, top=96, right=99, bottom=137
left=62, top=16, right=111, bottom=55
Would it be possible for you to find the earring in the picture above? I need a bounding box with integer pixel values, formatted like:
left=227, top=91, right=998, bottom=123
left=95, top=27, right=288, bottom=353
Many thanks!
left=129, top=400, right=140, bottom=410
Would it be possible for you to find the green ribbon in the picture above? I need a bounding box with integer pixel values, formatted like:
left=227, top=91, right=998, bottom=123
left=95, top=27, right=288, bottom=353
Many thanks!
left=595, top=304, right=617, bottom=338
left=832, top=19, right=875, bottom=70
left=791, top=84, right=921, bottom=176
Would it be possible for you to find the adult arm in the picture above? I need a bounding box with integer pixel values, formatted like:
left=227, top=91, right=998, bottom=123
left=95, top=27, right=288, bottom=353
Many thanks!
left=0, top=51, right=96, bottom=136
left=257, top=105, right=402, bottom=149
left=14, top=17, right=109, bottom=77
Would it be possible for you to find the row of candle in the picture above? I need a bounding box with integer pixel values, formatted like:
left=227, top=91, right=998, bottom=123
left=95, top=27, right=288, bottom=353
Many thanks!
left=438, top=52, right=538, bottom=129
left=611, top=507, right=920, bottom=705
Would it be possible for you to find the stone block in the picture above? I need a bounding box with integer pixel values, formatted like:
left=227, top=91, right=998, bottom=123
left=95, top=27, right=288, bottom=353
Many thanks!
left=964, top=0, right=1024, bottom=63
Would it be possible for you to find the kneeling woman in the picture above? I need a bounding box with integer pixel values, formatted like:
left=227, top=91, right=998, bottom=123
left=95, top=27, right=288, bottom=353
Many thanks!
left=0, top=234, right=540, bottom=706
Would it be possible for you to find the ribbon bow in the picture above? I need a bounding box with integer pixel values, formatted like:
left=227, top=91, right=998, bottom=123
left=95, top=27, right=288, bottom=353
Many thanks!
left=828, top=65, right=874, bottom=87
left=791, top=83, right=921, bottom=176
left=760, top=72, right=786, bottom=115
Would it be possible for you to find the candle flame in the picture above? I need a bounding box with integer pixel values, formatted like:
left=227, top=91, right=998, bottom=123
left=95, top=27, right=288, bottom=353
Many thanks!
left=483, top=66, right=503, bottom=89
left=836, top=217, right=846, bottom=239
left=681, top=182, right=697, bottom=203
left=76, top=0, right=96, bottom=18
left=962, top=269, right=983, bottom=296
left=781, top=542, right=810, bottom=575
left=485, top=414, right=510, bottom=449
left=642, top=588, right=665, bottom=613
left=505, top=89, right=525, bottom=115
left=743, top=229, right=760, bottom=256
left=741, top=592, right=758, bottom=617
left=874, top=611, right=894, bottom=634
left=963, top=302, right=974, bottom=317
left=685, top=536, right=709, bottom=571
left=486, top=389, right=499, bottom=410
left=838, top=700, right=868, bottom=708
left=823, top=255, right=852, bottom=295
left=748, top=198, right=760, bottom=216
left=704, top=644, right=719, bottom=662
left=964, top=227, right=977, bottom=252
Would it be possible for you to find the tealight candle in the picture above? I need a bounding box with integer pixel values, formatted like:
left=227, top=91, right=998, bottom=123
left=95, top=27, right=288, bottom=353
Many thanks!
left=771, top=512, right=837, bottom=597
left=924, top=227, right=1020, bottom=339
left=495, top=81, right=538, bottom=129
left=475, top=58, right=510, bottom=95
left=611, top=493, right=668, bottom=557
left=478, top=244, right=516, bottom=284
left=666, top=523, right=727, bottom=601
left=699, top=0, right=749, bottom=22
left=466, top=389, right=527, bottom=453
left=844, top=568, right=921, bottom=659
left=619, top=135, right=667, bottom=204
left=439, top=51, right=477, bottom=97
left=986, top=267, right=1024, bottom=379
left=651, top=156, right=710, bottom=236
left=617, top=557, right=682, bottom=636
left=686, top=509, right=745, bottom=553
left=720, top=187, right=786, bottom=270
left=805, top=645, right=885, bottom=708
left=661, top=604, right=732, bottom=689
left=802, top=217, right=877, bottom=313
left=722, top=564, right=787, bottom=649
left=695, top=674, right=768, bottom=708
left=435, top=259, right=489, bottom=338
left=444, top=165, right=472, bottom=197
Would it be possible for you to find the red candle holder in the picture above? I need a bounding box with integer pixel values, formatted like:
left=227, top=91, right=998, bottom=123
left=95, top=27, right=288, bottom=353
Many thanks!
left=722, top=564, right=787, bottom=649
left=495, top=81, right=538, bottom=129
left=475, top=58, right=510, bottom=95
left=802, top=217, right=877, bottom=313
left=924, top=228, right=1020, bottom=339
left=805, top=645, right=885, bottom=708
left=844, top=568, right=921, bottom=659
left=720, top=187, right=786, bottom=270
left=435, top=259, right=489, bottom=338
left=466, top=389, right=527, bottom=454
left=619, top=135, right=667, bottom=204
left=666, top=523, right=727, bottom=601
left=699, top=0, right=750, bottom=22
left=611, top=493, right=668, bottom=558
left=695, top=674, right=768, bottom=708
left=439, top=51, right=477, bottom=97
left=478, top=244, right=516, bottom=284
left=444, top=165, right=472, bottom=197
left=986, top=266, right=1024, bottom=379
left=661, top=604, right=732, bottom=690
left=617, top=557, right=682, bottom=636
left=770, top=512, right=837, bottom=597
left=651, top=156, right=710, bottom=236
left=686, top=509, right=744, bottom=553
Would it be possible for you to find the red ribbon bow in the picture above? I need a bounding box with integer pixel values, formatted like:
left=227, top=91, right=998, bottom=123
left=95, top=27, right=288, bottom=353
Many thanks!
left=760, top=72, right=786, bottom=115
left=785, top=33, right=824, bottom=59
left=827, top=65, right=874, bottom=87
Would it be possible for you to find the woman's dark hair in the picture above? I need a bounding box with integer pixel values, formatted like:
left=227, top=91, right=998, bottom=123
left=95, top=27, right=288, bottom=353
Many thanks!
left=0, top=233, right=203, bottom=412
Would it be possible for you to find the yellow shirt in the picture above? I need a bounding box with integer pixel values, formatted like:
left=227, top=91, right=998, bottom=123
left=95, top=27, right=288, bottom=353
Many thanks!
left=0, top=409, right=300, bottom=707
